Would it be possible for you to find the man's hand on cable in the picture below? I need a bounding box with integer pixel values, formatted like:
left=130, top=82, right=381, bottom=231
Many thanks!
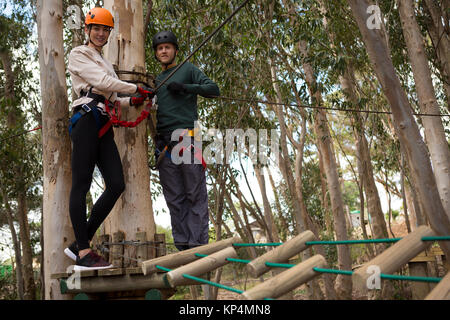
left=130, top=85, right=155, bottom=106
left=167, top=82, right=186, bottom=95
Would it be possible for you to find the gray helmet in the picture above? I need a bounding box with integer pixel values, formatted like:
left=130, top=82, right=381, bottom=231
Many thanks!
left=152, top=30, right=178, bottom=50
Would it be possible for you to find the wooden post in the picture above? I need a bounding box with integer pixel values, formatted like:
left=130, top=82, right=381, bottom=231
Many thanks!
left=166, top=247, right=237, bottom=287
left=136, top=232, right=148, bottom=267
left=98, top=234, right=110, bottom=262
left=112, top=231, right=125, bottom=268
left=352, top=225, right=435, bottom=293
left=246, top=230, right=315, bottom=277
left=425, top=271, right=450, bottom=300
left=141, top=236, right=242, bottom=275
left=241, top=255, right=327, bottom=300
left=155, top=233, right=166, bottom=258
left=408, top=260, right=432, bottom=299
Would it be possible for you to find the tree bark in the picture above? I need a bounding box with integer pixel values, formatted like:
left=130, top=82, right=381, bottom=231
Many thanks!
left=17, top=190, right=36, bottom=300
left=269, top=62, right=306, bottom=234
left=254, top=165, right=279, bottom=243
left=339, top=67, right=389, bottom=253
left=297, top=40, right=352, bottom=299
left=348, top=0, right=450, bottom=257
left=398, top=0, right=450, bottom=218
left=37, top=0, right=73, bottom=300
left=423, top=0, right=450, bottom=96
left=1, top=190, right=24, bottom=299
left=103, top=0, right=155, bottom=266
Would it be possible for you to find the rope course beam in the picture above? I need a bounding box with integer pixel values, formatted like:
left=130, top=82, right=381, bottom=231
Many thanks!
left=352, top=226, right=437, bottom=293
left=165, top=247, right=237, bottom=287
left=155, top=265, right=244, bottom=295
left=141, top=236, right=242, bottom=275
left=246, top=230, right=315, bottom=278
left=241, top=255, right=327, bottom=300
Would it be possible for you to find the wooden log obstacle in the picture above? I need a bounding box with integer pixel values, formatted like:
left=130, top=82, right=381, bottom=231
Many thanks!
left=53, top=227, right=450, bottom=300
left=52, top=232, right=178, bottom=300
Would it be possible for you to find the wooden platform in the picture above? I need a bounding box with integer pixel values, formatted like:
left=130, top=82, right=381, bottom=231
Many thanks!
left=51, top=267, right=178, bottom=300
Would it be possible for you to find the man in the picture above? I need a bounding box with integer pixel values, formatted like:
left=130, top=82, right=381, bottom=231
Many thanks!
left=152, top=30, right=220, bottom=251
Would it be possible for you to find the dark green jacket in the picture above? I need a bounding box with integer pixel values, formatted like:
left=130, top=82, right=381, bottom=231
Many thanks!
left=155, top=62, right=220, bottom=134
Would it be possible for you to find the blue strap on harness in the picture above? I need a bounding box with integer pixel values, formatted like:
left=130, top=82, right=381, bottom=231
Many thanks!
left=69, top=103, right=102, bottom=135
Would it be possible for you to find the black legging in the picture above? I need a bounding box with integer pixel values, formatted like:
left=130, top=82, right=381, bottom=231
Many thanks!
left=69, top=110, right=125, bottom=250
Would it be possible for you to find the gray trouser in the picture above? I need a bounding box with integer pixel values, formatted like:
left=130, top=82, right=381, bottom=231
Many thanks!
left=157, top=139, right=209, bottom=251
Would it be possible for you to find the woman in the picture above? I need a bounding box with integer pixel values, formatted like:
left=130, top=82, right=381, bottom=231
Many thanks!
left=65, top=7, right=152, bottom=270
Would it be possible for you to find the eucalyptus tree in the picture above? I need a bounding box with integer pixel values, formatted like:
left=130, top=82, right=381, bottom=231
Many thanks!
left=36, top=0, right=73, bottom=300
left=347, top=0, right=450, bottom=258
left=1, top=2, right=41, bottom=300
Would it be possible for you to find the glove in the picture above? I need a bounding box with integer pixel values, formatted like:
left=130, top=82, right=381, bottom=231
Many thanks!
left=130, top=94, right=146, bottom=106
left=167, top=82, right=186, bottom=94
left=136, top=86, right=155, bottom=99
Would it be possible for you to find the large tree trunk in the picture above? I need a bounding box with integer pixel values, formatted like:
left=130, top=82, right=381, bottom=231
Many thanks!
left=398, top=0, right=450, bottom=217
left=102, top=0, right=155, bottom=266
left=17, top=190, right=36, bottom=300
left=348, top=0, right=450, bottom=257
left=37, top=0, right=73, bottom=300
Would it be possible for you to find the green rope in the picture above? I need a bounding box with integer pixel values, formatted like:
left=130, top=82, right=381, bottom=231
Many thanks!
left=181, top=273, right=245, bottom=294
left=312, top=267, right=442, bottom=283
left=194, top=253, right=251, bottom=264
left=265, top=262, right=295, bottom=268
left=379, top=274, right=442, bottom=283
left=155, top=265, right=171, bottom=272
left=306, top=238, right=402, bottom=245
left=232, top=235, right=450, bottom=247
left=421, top=236, right=450, bottom=241
left=233, top=243, right=283, bottom=247
left=155, top=264, right=244, bottom=295
left=313, top=267, right=354, bottom=276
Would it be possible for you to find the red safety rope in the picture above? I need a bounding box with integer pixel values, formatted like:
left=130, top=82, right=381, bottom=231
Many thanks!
left=104, top=100, right=151, bottom=130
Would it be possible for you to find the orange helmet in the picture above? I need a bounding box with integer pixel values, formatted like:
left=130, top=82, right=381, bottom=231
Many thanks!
left=85, top=8, right=114, bottom=28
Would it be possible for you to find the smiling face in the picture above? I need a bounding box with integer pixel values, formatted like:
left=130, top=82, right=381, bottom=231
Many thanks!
left=155, top=42, right=178, bottom=68
left=85, top=24, right=111, bottom=48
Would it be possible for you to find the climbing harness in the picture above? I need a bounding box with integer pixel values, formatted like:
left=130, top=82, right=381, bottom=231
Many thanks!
left=68, top=88, right=153, bottom=137
left=153, top=129, right=206, bottom=170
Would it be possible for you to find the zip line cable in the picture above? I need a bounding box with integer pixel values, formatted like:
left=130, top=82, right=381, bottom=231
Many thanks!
left=153, top=0, right=251, bottom=91
left=2, top=92, right=448, bottom=143
left=215, top=95, right=450, bottom=117
left=0, top=126, right=42, bottom=143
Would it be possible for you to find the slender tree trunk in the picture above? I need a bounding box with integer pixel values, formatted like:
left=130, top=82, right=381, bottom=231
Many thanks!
left=254, top=165, right=279, bottom=243
left=17, top=190, right=36, bottom=300
left=0, top=50, right=18, bottom=128
left=267, top=167, right=290, bottom=238
left=339, top=67, right=389, bottom=254
left=297, top=39, right=352, bottom=299
left=103, top=0, right=155, bottom=265
left=348, top=0, right=450, bottom=258
left=269, top=62, right=306, bottom=234
left=423, top=0, right=450, bottom=91
left=398, top=0, right=450, bottom=217
left=400, top=154, right=412, bottom=233
left=1, top=190, right=24, bottom=299
left=37, top=0, right=73, bottom=300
